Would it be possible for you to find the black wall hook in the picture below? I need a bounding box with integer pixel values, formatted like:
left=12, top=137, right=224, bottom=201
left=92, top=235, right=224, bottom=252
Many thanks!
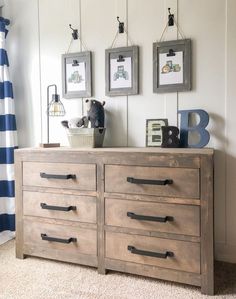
left=168, top=8, right=174, bottom=26
left=117, top=16, right=124, bottom=33
left=69, top=24, right=78, bottom=40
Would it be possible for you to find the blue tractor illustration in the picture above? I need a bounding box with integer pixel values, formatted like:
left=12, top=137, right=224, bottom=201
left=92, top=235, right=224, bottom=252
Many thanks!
left=68, top=71, right=83, bottom=84
left=113, top=65, right=129, bottom=81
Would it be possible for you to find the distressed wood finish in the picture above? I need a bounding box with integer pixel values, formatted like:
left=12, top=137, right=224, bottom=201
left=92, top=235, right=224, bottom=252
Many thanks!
left=105, top=165, right=199, bottom=198
left=23, top=162, right=96, bottom=191
left=200, top=155, right=214, bottom=295
left=15, top=147, right=214, bottom=295
left=23, top=191, right=97, bottom=223
left=105, top=259, right=201, bottom=286
left=105, top=198, right=200, bottom=236
left=105, top=232, right=200, bottom=273
left=24, top=219, right=97, bottom=256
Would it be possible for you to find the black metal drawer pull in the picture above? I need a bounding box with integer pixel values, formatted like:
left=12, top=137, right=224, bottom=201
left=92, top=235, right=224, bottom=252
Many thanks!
left=127, top=212, right=174, bottom=223
left=41, top=234, right=77, bottom=244
left=128, top=245, right=174, bottom=259
left=40, top=172, right=76, bottom=180
left=127, top=177, right=173, bottom=186
left=40, top=203, right=76, bottom=212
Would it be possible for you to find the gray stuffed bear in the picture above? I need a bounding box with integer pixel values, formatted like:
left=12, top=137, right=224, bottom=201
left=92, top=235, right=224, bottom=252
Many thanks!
left=61, top=99, right=105, bottom=129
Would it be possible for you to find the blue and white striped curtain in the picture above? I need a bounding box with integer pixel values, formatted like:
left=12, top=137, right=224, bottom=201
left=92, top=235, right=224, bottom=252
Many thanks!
left=0, top=17, right=17, bottom=245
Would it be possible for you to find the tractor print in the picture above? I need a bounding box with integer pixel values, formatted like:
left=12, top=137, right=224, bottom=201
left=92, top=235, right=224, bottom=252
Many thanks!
left=161, top=60, right=181, bottom=74
left=68, top=71, right=83, bottom=84
left=113, top=65, right=129, bottom=81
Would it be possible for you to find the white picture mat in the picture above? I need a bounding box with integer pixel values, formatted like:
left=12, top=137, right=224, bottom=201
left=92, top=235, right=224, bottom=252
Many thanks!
left=159, top=51, right=183, bottom=85
left=66, top=62, right=86, bottom=92
left=110, top=57, right=132, bottom=89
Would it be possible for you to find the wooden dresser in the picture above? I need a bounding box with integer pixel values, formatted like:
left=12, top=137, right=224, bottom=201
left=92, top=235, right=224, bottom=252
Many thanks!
left=15, top=147, right=214, bottom=295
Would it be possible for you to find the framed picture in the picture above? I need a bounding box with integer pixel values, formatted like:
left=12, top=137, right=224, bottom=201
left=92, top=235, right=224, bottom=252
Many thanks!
left=146, top=119, right=168, bottom=147
left=62, top=51, right=92, bottom=99
left=105, top=46, right=139, bottom=96
left=153, top=39, right=191, bottom=93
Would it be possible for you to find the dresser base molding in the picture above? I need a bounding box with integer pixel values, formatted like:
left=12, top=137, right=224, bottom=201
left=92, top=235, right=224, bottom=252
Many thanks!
left=15, top=147, right=214, bottom=295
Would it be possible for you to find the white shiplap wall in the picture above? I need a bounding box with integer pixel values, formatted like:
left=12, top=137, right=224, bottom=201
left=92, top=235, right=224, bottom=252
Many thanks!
left=4, top=0, right=236, bottom=263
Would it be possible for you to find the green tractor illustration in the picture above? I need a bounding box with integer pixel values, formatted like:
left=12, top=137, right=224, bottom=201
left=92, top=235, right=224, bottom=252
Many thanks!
left=68, top=71, right=83, bottom=84
left=113, top=65, right=129, bottom=81
left=161, top=60, right=181, bottom=74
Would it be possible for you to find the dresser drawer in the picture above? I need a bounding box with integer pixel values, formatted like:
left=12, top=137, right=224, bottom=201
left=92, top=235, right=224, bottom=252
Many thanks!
left=105, top=198, right=200, bottom=236
left=105, top=232, right=200, bottom=273
left=24, top=219, right=97, bottom=256
left=105, top=165, right=199, bottom=198
left=23, top=191, right=97, bottom=223
left=23, top=162, right=96, bottom=191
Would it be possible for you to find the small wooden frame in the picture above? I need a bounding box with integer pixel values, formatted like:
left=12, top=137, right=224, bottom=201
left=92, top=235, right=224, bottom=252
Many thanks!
left=153, top=39, right=191, bottom=93
left=105, top=46, right=139, bottom=96
left=146, top=119, right=168, bottom=147
left=62, top=51, right=92, bottom=99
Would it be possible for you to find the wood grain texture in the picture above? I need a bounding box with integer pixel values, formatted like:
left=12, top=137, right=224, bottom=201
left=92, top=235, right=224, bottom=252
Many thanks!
left=24, top=219, right=97, bottom=256
left=105, top=198, right=200, bottom=236
left=23, top=162, right=96, bottom=191
left=15, top=154, right=25, bottom=259
left=105, top=165, right=199, bottom=198
left=104, top=225, right=200, bottom=243
left=104, top=192, right=200, bottom=205
left=23, top=191, right=97, bottom=223
left=105, top=258, right=201, bottom=286
left=200, top=155, right=214, bottom=295
left=105, top=232, right=200, bottom=273
left=15, top=147, right=214, bottom=294
left=24, top=245, right=98, bottom=267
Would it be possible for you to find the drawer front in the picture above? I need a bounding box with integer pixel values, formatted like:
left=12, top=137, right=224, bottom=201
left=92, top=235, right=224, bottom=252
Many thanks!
left=105, top=198, right=200, bottom=236
left=105, top=165, right=199, bottom=198
left=23, top=162, right=96, bottom=191
left=105, top=232, right=200, bottom=273
left=23, top=191, right=97, bottom=223
left=24, top=220, right=97, bottom=256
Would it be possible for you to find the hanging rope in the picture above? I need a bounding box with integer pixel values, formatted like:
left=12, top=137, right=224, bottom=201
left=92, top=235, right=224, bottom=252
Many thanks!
left=66, top=30, right=88, bottom=54
left=110, top=26, right=134, bottom=48
left=159, top=16, right=186, bottom=42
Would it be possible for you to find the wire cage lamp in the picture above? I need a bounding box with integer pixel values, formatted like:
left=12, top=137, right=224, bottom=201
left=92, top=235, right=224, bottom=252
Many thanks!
left=40, top=84, right=65, bottom=147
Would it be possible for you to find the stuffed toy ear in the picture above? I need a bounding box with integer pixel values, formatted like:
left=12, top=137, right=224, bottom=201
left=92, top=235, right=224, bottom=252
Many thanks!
left=61, top=120, right=69, bottom=128
left=102, top=101, right=106, bottom=106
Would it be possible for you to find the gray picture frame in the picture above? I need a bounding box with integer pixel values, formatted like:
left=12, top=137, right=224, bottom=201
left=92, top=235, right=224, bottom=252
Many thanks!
left=62, top=51, right=92, bottom=99
left=146, top=118, right=168, bottom=147
left=105, top=46, right=139, bottom=97
left=153, top=39, right=191, bottom=93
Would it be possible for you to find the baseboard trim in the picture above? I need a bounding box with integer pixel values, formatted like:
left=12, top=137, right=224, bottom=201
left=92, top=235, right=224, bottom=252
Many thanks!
left=215, top=243, right=236, bottom=263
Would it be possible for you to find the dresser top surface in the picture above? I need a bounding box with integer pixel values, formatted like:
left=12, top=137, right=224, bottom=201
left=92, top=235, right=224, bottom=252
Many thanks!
left=16, top=147, right=214, bottom=155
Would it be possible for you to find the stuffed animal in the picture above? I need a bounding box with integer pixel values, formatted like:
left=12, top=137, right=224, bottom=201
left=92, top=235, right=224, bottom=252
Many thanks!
left=61, top=99, right=105, bottom=129
left=86, top=99, right=105, bottom=128
left=61, top=116, right=89, bottom=129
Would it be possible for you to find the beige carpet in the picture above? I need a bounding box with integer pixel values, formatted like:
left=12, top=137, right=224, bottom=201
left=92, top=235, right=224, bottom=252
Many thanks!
left=0, top=240, right=236, bottom=299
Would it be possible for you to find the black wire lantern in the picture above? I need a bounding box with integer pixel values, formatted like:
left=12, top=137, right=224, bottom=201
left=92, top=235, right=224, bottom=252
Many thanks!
left=46, top=84, right=65, bottom=144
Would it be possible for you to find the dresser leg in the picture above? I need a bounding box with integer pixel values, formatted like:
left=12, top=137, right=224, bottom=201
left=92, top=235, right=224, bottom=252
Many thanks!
left=201, top=282, right=214, bottom=296
left=98, top=267, right=108, bottom=275
left=16, top=252, right=25, bottom=259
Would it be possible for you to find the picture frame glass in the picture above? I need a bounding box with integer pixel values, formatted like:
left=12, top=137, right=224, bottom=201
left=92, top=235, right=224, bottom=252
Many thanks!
left=62, top=51, right=92, bottom=99
left=105, top=46, right=139, bottom=96
left=110, top=57, right=132, bottom=89
left=66, top=61, right=86, bottom=92
left=159, top=51, right=184, bottom=85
